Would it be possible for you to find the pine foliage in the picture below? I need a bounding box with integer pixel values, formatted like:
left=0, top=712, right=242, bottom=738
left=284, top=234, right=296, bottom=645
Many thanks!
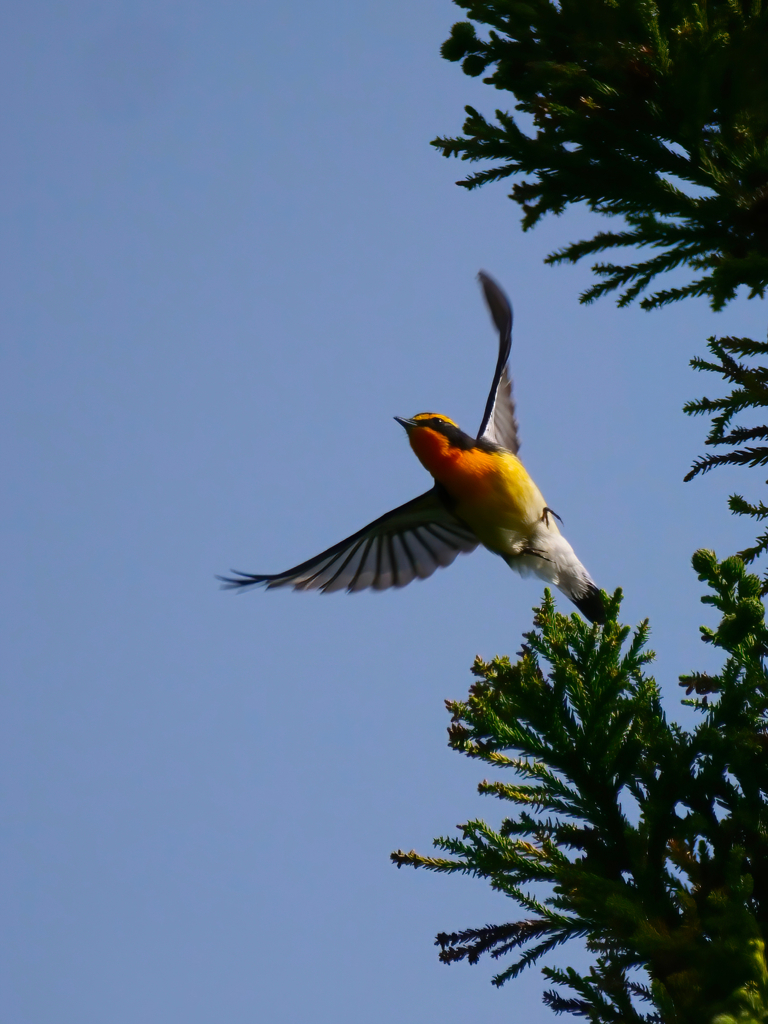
left=393, top=564, right=768, bottom=1022
left=685, top=332, right=768, bottom=572
left=390, top=2, right=768, bottom=1019
left=433, top=0, right=768, bottom=309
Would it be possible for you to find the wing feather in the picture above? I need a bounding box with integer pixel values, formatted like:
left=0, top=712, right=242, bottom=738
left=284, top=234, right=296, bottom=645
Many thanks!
left=218, top=489, right=478, bottom=594
left=349, top=537, right=378, bottom=592
left=476, top=271, right=520, bottom=455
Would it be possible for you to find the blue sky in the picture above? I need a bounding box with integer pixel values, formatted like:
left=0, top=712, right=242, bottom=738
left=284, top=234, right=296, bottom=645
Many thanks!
left=3, top=3, right=767, bottom=1022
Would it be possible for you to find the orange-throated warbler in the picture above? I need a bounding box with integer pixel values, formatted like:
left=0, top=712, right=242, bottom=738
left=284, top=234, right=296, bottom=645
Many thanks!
left=220, top=272, right=604, bottom=623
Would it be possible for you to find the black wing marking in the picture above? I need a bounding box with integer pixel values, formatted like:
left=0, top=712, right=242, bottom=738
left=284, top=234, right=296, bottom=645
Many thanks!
left=218, top=489, right=478, bottom=594
left=476, top=271, right=520, bottom=455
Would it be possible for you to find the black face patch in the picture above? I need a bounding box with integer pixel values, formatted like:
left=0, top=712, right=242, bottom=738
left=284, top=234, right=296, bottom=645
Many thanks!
left=420, top=417, right=502, bottom=453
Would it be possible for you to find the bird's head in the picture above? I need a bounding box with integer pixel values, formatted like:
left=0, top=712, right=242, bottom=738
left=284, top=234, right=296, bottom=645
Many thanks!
left=394, top=413, right=459, bottom=435
left=395, top=413, right=482, bottom=475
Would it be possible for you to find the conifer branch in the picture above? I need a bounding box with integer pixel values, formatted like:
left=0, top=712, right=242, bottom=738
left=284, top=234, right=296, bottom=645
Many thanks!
left=434, top=0, right=768, bottom=309
left=394, top=569, right=768, bottom=1020
left=399, top=5, right=768, bottom=1019
left=685, top=333, right=768, bottom=574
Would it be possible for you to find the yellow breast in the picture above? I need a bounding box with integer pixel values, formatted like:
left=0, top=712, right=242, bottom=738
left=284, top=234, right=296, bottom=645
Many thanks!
left=408, top=426, right=547, bottom=547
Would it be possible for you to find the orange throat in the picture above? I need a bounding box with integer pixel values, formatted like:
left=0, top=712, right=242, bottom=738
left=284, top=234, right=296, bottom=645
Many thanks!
left=408, top=426, right=497, bottom=502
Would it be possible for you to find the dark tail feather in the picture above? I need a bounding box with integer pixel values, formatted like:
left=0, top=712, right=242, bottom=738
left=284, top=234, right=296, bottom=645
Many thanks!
left=572, top=584, right=605, bottom=624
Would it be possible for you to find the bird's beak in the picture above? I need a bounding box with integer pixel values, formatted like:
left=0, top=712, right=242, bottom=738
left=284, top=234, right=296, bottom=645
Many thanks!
left=394, top=416, right=418, bottom=432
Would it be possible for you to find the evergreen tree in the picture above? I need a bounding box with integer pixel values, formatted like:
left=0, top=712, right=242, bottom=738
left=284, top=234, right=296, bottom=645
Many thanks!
left=393, top=2, right=768, bottom=1019
left=433, top=0, right=768, bottom=311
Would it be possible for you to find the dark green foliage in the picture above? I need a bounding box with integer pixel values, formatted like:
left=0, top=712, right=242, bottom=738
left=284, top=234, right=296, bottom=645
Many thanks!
left=685, top=333, right=768, bottom=571
left=393, top=564, right=768, bottom=1022
left=396, top=3, right=768, bottom=1018
left=433, top=0, right=768, bottom=309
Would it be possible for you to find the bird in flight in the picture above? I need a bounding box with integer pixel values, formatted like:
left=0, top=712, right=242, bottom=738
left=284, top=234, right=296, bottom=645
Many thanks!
left=220, top=272, right=604, bottom=622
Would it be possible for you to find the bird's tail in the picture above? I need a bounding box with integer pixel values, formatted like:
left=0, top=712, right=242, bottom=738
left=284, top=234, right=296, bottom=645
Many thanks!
left=570, top=582, right=605, bottom=624
left=503, top=533, right=605, bottom=624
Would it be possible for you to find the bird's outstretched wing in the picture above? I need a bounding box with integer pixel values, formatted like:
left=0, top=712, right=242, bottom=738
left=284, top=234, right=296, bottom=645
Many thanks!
left=218, top=489, right=478, bottom=593
left=476, top=271, right=520, bottom=455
